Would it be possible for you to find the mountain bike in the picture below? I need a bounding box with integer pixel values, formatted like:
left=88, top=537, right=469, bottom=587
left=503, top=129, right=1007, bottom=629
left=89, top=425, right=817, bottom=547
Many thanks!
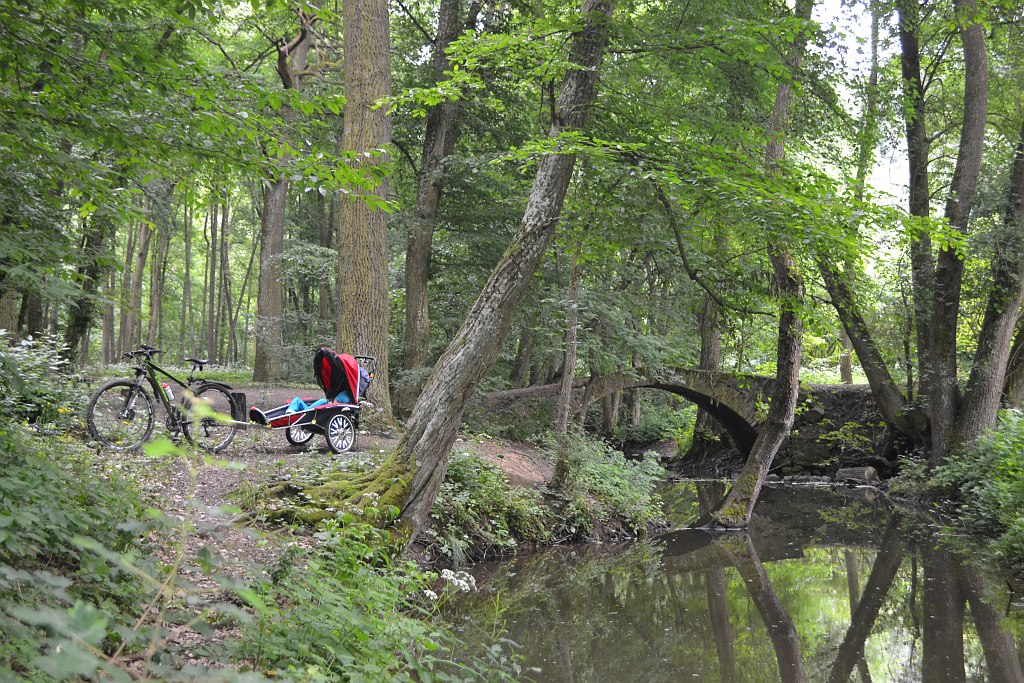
left=86, top=344, right=242, bottom=453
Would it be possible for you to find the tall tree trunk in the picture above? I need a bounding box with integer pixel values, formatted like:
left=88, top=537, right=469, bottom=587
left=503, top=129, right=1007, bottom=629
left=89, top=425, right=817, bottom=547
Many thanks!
left=254, top=16, right=316, bottom=382
left=147, top=224, right=169, bottom=347
left=509, top=319, right=534, bottom=388
left=711, top=0, right=813, bottom=528
left=554, top=240, right=583, bottom=482
left=691, top=292, right=723, bottom=454
left=127, top=216, right=153, bottom=349
left=0, top=288, right=19, bottom=339
left=233, top=234, right=259, bottom=364
left=395, top=0, right=615, bottom=537
left=102, top=269, right=116, bottom=364
left=317, top=192, right=334, bottom=326
left=117, top=220, right=138, bottom=355
left=64, top=214, right=112, bottom=366
left=955, top=121, right=1024, bottom=444
left=206, top=197, right=218, bottom=360
left=218, top=194, right=232, bottom=362
left=397, top=0, right=478, bottom=415
left=254, top=182, right=286, bottom=380
left=337, top=0, right=395, bottom=420
left=184, top=205, right=196, bottom=356
left=926, top=0, right=988, bottom=465
left=898, top=0, right=935, bottom=403
left=23, top=293, right=43, bottom=339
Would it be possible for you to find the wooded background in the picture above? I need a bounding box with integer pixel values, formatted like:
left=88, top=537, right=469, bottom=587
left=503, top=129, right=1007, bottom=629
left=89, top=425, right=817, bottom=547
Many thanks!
left=1, top=0, right=1022, bottom=472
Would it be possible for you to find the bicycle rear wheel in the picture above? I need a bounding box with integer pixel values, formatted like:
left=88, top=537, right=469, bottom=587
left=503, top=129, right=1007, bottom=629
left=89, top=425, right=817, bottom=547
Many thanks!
left=183, top=384, right=238, bottom=453
left=87, top=379, right=155, bottom=451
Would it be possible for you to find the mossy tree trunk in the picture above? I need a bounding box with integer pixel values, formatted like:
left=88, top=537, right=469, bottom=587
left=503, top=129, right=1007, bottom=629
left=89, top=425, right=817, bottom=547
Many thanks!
left=395, top=0, right=616, bottom=538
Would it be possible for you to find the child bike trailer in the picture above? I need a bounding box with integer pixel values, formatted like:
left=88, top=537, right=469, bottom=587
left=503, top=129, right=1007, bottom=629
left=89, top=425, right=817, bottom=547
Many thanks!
left=248, top=348, right=375, bottom=453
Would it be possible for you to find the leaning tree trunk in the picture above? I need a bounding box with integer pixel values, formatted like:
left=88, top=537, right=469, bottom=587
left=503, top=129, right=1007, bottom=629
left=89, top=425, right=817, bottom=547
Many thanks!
left=336, top=0, right=395, bottom=422
left=710, top=0, right=813, bottom=528
left=818, top=259, right=912, bottom=432
left=925, top=0, right=987, bottom=465
left=396, top=0, right=616, bottom=537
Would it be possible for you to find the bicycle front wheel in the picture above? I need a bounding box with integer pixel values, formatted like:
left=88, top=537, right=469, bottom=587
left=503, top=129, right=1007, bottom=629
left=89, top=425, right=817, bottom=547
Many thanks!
left=87, top=379, right=155, bottom=451
left=183, top=384, right=238, bottom=453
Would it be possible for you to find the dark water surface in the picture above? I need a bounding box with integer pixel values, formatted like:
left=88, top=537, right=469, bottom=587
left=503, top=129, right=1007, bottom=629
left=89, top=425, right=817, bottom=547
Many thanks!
left=443, top=481, right=1024, bottom=682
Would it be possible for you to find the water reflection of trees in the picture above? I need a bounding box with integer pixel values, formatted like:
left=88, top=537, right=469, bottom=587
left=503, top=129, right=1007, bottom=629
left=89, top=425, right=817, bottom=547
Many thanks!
left=445, top=489, right=1024, bottom=683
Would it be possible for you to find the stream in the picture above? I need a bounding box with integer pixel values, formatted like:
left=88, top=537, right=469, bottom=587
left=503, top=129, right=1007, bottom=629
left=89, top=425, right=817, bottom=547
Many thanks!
left=441, top=480, right=1024, bottom=682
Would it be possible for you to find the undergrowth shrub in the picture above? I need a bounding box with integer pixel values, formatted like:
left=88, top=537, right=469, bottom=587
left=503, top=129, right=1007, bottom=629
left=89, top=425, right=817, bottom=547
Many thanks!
left=425, top=451, right=551, bottom=566
left=554, top=434, right=664, bottom=536
left=0, top=420, right=144, bottom=680
left=932, top=409, right=1024, bottom=565
left=425, top=437, right=666, bottom=564
left=0, top=333, right=89, bottom=426
left=617, top=403, right=695, bottom=452
left=241, top=518, right=521, bottom=682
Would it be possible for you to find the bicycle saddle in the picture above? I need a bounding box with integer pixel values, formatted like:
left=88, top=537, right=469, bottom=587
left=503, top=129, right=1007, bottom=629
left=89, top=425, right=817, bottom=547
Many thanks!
left=185, top=357, right=209, bottom=366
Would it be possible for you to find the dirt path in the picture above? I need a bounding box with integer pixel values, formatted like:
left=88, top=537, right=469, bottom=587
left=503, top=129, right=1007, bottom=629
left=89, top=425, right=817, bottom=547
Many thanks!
left=119, top=382, right=553, bottom=589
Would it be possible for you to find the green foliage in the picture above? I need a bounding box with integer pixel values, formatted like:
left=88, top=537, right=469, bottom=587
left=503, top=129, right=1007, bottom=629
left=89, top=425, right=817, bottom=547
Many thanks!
left=554, top=435, right=665, bottom=535
left=0, top=333, right=89, bottom=425
left=425, top=451, right=551, bottom=566
left=932, top=410, right=1024, bottom=564
left=240, top=518, right=522, bottom=682
left=0, top=421, right=144, bottom=681
left=618, top=403, right=695, bottom=452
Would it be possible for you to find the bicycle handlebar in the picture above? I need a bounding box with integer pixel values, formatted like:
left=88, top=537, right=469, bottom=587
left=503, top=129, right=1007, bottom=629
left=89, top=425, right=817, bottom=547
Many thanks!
left=122, top=345, right=162, bottom=360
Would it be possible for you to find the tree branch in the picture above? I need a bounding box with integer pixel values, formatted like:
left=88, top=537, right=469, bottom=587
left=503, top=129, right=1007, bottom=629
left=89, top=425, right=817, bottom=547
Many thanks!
left=654, top=183, right=772, bottom=317
left=395, top=0, right=436, bottom=44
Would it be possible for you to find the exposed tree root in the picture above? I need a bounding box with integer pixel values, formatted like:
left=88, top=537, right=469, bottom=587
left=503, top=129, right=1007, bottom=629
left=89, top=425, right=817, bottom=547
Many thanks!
left=261, top=451, right=414, bottom=529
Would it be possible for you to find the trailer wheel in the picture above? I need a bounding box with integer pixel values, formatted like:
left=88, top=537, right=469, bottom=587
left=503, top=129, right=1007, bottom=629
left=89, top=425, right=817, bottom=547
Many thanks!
left=286, top=425, right=315, bottom=446
left=326, top=413, right=355, bottom=453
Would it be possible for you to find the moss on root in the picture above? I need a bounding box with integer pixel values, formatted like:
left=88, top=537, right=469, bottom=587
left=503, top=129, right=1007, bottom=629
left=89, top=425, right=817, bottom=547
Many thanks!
left=263, top=451, right=414, bottom=527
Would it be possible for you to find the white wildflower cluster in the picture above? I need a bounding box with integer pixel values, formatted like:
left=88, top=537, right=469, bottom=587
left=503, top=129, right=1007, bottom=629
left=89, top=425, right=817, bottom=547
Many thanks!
left=440, top=568, right=476, bottom=592
left=423, top=589, right=439, bottom=601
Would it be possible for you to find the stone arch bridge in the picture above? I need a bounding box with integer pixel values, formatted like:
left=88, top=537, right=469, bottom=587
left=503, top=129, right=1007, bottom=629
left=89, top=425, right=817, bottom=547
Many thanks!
left=478, top=369, right=884, bottom=468
left=572, top=369, right=776, bottom=453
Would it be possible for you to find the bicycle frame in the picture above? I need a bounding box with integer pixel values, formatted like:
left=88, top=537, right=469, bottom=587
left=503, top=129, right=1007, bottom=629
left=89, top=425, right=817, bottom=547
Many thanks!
left=127, top=357, right=204, bottom=423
